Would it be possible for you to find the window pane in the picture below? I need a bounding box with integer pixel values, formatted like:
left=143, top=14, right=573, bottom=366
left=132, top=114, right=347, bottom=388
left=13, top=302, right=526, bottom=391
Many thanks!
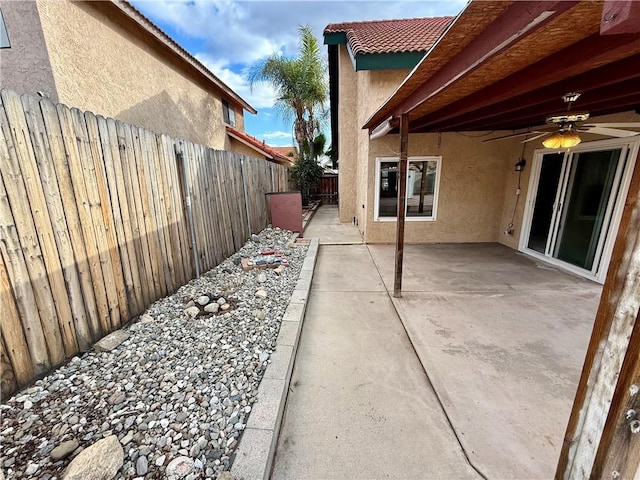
left=0, top=10, right=10, bottom=49
left=228, top=106, right=236, bottom=126
left=378, top=161, right=398, bottom=217
left=407, top=160, right=436, bottom=217
left=377, top=159, right=439, bottom=219
left=222, top=99, right=235, bottom=126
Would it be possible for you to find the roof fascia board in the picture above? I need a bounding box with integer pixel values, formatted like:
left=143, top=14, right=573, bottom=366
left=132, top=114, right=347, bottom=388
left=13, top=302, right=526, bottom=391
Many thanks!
left=355, top=52, right=425, bottom=71
left=389, top=1, right=576, bottom=121
left=109, top=0, right=257, bottom=114
left=324, top=32, right=347, bottom=45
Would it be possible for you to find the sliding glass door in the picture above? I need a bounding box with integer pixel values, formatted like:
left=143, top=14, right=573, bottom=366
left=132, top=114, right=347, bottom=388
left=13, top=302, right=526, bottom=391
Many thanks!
left=521, top=140, right=636, bottom=282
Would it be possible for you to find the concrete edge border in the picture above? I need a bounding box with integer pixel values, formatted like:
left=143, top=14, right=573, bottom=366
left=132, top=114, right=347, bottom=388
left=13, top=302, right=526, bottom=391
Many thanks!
left=231, top=237, right=320, bottom=480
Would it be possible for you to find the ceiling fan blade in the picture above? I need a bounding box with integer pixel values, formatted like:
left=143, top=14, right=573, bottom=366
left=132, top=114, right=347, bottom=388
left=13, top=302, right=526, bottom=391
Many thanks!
left=522, top=132, right=551, bottom=143
left=482, top=130, right=546, bottom=143
left=584, top=127, right=640, bottom=138
left=583, top=123, right=640, bottom=128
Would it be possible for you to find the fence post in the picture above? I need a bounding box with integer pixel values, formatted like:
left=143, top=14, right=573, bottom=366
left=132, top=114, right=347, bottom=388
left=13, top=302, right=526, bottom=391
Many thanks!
left=239, top=157, right=252, bottom=237
left=176, top=142, right=200, bottom=278
left=270, top=164, right=275, bottom=192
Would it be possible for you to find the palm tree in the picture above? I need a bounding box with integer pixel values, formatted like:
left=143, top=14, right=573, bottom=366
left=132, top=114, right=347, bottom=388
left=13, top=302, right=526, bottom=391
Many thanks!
left=249, top=25, right=327, bottom=161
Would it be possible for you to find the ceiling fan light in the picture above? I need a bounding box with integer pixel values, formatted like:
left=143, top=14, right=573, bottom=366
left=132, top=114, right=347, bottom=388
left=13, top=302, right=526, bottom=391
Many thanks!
left=542, top=130, right=582, bottom=149
left=542, top=132, right=562, bottom=148
left=560, top=131, right=581, bottom=148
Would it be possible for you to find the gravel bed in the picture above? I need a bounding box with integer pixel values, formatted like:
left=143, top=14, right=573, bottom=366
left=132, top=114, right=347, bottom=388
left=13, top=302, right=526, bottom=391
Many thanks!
left=1, top=227, right=307, bottom=480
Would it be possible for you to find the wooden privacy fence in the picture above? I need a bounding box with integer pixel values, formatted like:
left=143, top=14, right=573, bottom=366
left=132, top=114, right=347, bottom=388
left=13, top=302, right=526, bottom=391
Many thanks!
left=0, top=89, right=288, bottom=396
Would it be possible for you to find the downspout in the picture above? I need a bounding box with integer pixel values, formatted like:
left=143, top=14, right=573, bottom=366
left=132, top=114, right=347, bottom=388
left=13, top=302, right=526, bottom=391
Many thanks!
left=393, top=113, right=409, bottom=297
left=177, top=142, right=200, bottom=278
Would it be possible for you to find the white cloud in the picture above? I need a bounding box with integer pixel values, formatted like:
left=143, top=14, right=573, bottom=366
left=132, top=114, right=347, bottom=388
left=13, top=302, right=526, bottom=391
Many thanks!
left=133, top=1, right=466, bottom=68
left=132, top=0, right=467, bottom=132
left=262, top=130, right=292, bottom=140
left=195, top=53, right=278, bottom=109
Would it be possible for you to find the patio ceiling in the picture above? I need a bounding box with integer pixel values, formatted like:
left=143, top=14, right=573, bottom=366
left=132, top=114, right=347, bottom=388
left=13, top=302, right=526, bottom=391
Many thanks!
left=364, top=0, right=640, bottom=134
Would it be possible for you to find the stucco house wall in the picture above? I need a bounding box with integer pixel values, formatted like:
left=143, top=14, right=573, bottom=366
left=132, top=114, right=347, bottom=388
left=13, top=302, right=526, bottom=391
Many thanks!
left=0, top=0, right=246, bottom=150
left=337, top=45, right=359, bottom=223
left=365, top=132, right=522, bottom=244
left=337, top=43, right=410, bottom=227
left=0, top=1, right=57, bottom=102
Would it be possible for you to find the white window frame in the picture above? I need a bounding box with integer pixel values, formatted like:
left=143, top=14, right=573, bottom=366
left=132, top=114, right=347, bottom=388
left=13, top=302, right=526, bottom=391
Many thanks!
left=518, top=136, right=639, bottom=283
left=374, top=156, right=442, bottom=222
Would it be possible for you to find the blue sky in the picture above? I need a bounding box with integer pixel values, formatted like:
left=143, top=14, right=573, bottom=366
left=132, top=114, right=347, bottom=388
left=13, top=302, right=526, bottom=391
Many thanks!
left=132, top=0, right=466, bottom=147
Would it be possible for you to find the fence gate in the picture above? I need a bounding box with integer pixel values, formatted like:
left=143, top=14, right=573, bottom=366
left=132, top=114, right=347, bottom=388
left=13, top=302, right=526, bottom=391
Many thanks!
left=316, top=174, right=338, bottom=204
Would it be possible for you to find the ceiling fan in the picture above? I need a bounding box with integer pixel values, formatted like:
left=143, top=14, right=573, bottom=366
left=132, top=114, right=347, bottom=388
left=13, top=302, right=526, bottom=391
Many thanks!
left=483, top=92, right=640, bottom=146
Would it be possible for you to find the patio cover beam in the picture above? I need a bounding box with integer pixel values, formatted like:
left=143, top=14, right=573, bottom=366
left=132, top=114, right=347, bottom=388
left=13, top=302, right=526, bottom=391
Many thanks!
left=435, top=78, right=640, bottom=132
left=411, top=49, right=640, bottom=132
left=464, top=93, right=640, bottom=132
left=393, top=113, right=409, bottom=298
left=385, top=1, right=577, bottom=125
left=557, top=150, right=640, bottom=478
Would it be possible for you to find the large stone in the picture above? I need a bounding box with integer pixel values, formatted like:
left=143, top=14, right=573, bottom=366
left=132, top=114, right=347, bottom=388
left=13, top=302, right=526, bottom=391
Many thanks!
left=165, top=456, right=195, bottom=479
left=63, top=435, right=123, bottom=480
left=94, top=331, right=130, bottom=353
left=196, top=295, right=210, bottom=306
left=51, top=439, right=79, bottom=460
left=255, top=290, right=268, bottom=300
left=204, top=303, right=219, bottom=314
left=184, top=306, right=200, bottom=318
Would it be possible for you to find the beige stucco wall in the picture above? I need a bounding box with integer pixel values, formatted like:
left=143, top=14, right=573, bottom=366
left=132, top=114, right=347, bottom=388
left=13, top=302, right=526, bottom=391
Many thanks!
left=498, top=142, right=536, bottom=250
left=359, top=69, right=410, bottom=236
left=0, top=1, right=58, bottom=101
left=337, top=42, right=410, bottom=227
left=365, top=132, right=522, bottom=244
left=337, top=45, right=358, bottom=223
left=29, top=0, right=244, bottom=149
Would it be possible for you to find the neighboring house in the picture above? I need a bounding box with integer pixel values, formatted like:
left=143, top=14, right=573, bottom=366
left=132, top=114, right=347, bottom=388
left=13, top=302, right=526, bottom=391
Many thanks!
left=0, top=0, right=281, bottom=158
left=324, top=1, right=640, bottom=284
left=226, top=126, right=294, bottom=167
left=271, top=146, right=298, bottom=160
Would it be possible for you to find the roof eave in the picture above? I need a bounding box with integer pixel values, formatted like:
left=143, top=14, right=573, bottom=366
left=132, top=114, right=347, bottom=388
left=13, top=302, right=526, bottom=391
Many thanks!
left=363, top=0, right=513, bottom=131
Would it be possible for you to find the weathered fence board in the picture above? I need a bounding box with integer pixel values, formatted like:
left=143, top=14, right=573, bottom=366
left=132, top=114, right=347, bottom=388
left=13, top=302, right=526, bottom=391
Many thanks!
left=0, top=253, right=34, bottom=388
left=0, top=90, right=288, bottom=395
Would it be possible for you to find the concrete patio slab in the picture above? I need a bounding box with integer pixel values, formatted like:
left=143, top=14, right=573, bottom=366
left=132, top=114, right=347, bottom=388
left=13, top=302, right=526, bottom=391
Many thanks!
left=302, top=205, right=363, bottom=244
left=368, top=243, right=598, bottom=293
left=272, top=288, right=479, bottom=480
left=368, top=243, right=602, bottom=479
left=311, top=244, right=386, bottom=292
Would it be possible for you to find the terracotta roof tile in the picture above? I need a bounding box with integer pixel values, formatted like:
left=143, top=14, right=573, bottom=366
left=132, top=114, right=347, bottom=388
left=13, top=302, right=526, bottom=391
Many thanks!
left=325, top=17, right=454, bottom=55
left=226, top=126, right=294, bottom=166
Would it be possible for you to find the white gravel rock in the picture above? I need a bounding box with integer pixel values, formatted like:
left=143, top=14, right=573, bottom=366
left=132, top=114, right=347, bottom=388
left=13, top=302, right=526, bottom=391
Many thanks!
left=0, top=227, right=308, bottom=480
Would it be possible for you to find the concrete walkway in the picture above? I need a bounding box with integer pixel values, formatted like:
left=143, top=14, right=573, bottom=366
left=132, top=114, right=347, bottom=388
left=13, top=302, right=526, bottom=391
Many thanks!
left=302, top=204, right=363, bottom=244
left=272, top=209, right=478, bottom=479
